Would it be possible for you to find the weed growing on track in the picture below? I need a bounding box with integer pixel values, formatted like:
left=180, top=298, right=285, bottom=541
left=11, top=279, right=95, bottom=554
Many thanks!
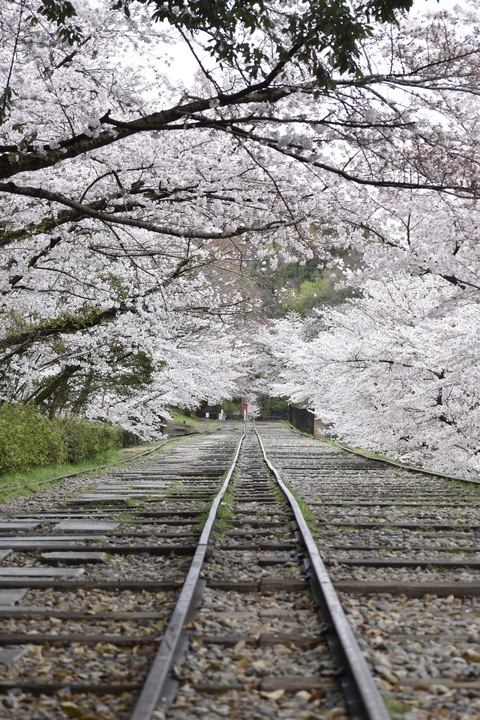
left=270, top=474, right=322, bottom=535
left=212, top=485, right=235, bottom=536
left=382, top=693, right=409, bottom=717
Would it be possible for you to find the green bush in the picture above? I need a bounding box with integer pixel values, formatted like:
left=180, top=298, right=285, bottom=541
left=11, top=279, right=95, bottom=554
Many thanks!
left=57, top=417, right=123, bottom=463
left=0, top=404, right=123, bottom=474
left=0, top=403, right=66, bottom=474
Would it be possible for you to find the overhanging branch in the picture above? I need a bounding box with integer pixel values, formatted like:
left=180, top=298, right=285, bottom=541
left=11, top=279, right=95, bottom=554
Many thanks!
left=0, top=181, right=300, bottom=239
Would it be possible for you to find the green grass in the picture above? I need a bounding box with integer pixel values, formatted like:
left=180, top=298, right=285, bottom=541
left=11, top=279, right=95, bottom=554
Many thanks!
left=0, top=450, right=121, bottom=503
left=195, top=476, right=236, bottom=537
left=214, top=493, right=235, bottom=535
left=382, top=693, right=410, bottom=717
left=350, top=447, right=399, bottom=463
left=0, top=443, right=167, bottom=504
left=318, top=435, right=400, bottom=465
left=168, top=409, right=206, bottom=431
left=290, top=489, right=317, bottom=527
left=269, top=473, right=321, bottom=533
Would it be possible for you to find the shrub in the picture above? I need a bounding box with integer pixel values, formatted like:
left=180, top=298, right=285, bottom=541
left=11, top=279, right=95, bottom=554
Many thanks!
left=0, top=403, right=66, bottom=474
left=0, top=404, right=123, bottom=474
left=57, top=416, right=123, bottom=463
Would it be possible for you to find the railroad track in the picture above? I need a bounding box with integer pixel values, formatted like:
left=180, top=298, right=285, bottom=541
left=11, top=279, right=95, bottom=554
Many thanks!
left=152, top=424, right=385, bottom=720
left=0, top=420, right=390, bottom=720
left=1, top=419, right=478, bottom=719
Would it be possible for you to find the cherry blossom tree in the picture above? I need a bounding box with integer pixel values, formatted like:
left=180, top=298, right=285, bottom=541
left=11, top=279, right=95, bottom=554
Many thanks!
left=261, top=263, right=480, bottom=477
left=2, top=0, right=480, bottom=440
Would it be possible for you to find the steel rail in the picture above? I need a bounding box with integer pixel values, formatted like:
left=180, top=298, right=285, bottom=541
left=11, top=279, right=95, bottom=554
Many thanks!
left=254, top=422, right=390, bottom=720
left=128, top=423, right=246, bottom=720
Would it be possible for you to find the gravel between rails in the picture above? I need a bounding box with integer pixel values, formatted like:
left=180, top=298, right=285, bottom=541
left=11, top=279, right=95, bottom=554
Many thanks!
left=0, top=690, right=138, bottom=720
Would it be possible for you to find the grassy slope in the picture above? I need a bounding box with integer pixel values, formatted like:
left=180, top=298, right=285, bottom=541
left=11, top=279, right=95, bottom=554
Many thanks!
left=0, top=444, right=162, bottom=503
